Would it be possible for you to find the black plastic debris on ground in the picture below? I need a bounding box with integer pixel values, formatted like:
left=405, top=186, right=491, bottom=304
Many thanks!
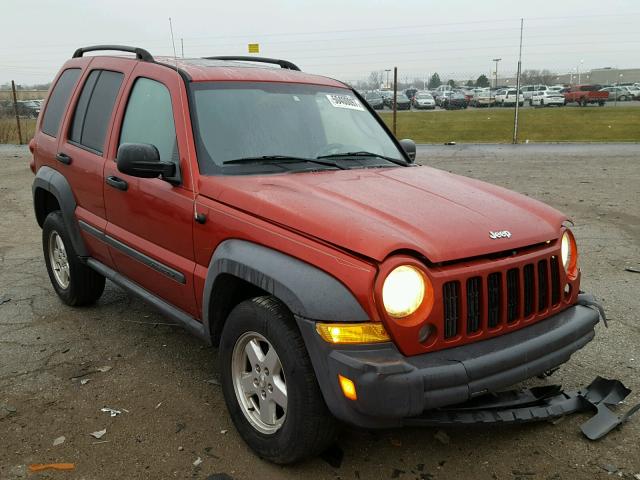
left=404, top=376, right=639, bottom=440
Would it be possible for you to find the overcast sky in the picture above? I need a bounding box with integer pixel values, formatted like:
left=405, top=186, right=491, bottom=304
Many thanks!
left=2, top=0, right=639, bottom=85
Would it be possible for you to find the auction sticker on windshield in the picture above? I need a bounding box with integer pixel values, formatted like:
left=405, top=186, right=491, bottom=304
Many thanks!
left=326, top=94, right=365, bottom=111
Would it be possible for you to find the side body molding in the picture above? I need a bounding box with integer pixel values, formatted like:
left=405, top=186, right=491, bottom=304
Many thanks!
left=202, top=240, right=369, bottom=337
left=32, top=166, right=88, bottom=257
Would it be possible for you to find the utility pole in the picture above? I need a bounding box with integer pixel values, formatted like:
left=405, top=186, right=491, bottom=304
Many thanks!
left=181, top=38, right=184, bottom=58
left=385, top=69, right=391, bottom=89
left=513, top=20, right=523, bottom=144
left=492, top=58, right=502, bottom=88
left=577, top=59, right=583, bottom=84
left=11, top=80, right=23, bottom=145
left=392, top=67, right=398, bottom=136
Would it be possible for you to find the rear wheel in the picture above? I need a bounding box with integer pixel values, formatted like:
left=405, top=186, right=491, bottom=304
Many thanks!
left=43, top=211, right=105, bottom=306
left=599, top=101, right=605, bottom=107
left=619, top=95, right=627, bottom=101
left=219, top=296, right=336, bottom=464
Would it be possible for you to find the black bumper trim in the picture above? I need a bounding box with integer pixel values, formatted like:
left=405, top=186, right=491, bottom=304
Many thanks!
left=297, top=299, right=601, bottom=429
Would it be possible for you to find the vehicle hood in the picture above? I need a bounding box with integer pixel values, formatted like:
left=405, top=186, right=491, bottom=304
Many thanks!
left=200, top=166, right=565, bottom=263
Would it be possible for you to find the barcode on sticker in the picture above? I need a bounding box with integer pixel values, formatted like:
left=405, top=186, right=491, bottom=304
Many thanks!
left=326, top=94, right=364, bottom=111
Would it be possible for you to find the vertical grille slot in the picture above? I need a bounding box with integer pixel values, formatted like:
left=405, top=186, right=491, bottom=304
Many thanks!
left=550, top=256, right=561, bottom=305
left=487, top=272, right=502, bottom=328
left=523, top=264, right=535, bottom=317
left=466, top=277, right=482, bottom=333
left=538, top=260, right=549, bottom=311
left=443, top=281, right=460, bottom=339
left=506, top=268, right=520, bottom=322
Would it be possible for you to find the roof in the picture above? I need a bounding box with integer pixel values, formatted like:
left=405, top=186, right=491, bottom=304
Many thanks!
left=154, top=57, right=348, bottom=88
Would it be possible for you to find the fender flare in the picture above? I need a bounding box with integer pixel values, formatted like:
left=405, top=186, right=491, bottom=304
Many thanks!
left=202, top=239, right=369, bottom=339
left=32, top=166, right=88, bottom=257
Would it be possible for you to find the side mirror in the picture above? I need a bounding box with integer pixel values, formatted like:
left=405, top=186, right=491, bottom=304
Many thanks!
left=399, top=139, right=416, bottom=163
left=116, top=143, right=176, bottom=179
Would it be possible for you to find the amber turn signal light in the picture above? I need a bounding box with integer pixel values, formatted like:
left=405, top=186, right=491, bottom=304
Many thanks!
left=316, top=322, right=390, bottom=344
left=338, top=375, right=357, bottom=401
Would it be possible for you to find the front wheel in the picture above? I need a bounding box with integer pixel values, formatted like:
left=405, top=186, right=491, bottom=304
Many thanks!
left=219, top=296, right=336, bottom=464
left=43, top=211, right=105, bottom=306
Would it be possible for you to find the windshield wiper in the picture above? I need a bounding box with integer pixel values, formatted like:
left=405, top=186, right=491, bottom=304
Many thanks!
left=317, top=151, right=408, bottom=167
left=223, top=155, right=346, bottom=170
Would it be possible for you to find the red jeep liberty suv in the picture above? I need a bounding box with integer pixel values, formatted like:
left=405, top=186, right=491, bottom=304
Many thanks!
left=30, top=46, right=601, bottom=463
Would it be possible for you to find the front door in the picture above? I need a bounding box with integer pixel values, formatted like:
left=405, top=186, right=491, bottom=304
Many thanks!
left=103, top=67, right=198, bottom=317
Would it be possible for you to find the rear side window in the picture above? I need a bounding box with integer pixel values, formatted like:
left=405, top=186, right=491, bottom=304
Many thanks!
left=70, top=70, right=123, bottom=154
left=119, top=78, right=178, bottom=163
left=41, top=69, right=81, bottom=137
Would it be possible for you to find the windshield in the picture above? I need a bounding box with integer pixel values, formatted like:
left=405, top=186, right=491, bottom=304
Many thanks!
left=190, top=82, right=405, bottom=175
left=417, top=94, right=432, bottom=99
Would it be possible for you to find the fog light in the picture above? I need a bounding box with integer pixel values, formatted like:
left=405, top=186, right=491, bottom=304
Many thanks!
left=316, top=322, right=390, bottom=344
left=338, top=375, right=357, bottom=401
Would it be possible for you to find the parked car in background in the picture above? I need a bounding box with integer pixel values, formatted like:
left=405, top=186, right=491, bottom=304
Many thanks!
left=494, top=89, right=523, bottom=107
left=439, top=91, right=468, bottom=109
left=620, top=86, right=640, bottom=100
left=531, top=90, right=566, bottom=107
left=17, top=99, right=43, bottom=118
left=599, top=87, right=631, bottom=102
left=413, top=92, right=436, bottom=109
left=468, top=89, right=495, bottom=108
left=364, top=92, right=385, bottom=110
left=392, top=91, right=411, bottom=110
left=380, top=90, right=394, bottom=107
left=521, top=84, right=549, bottom=101
left=564, top=85, right=608, bottom=106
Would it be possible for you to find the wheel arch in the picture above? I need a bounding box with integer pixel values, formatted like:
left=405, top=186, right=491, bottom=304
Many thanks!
left=202, top=239, right=369, bottom=346
left=32, top=166, right=88, bottom=257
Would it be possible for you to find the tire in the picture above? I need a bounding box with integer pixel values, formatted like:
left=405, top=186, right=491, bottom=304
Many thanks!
left=529, top=99, right=533, bottom=106
left=42, top=211, right=105, bottom=306
left=219, top=296, right=337, bottom=464
left=599, top=101, right=605, bottom=107
left=540, top=100, right=544, bottom=107
left=619, top=96, right=627, bottom=101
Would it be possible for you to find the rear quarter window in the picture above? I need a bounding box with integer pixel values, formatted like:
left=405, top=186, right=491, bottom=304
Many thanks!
left=41, top=69, right=81, bottom=137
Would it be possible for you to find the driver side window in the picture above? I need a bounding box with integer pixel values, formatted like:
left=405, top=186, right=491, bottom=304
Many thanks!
left=120, top=78, right=178, bottom=164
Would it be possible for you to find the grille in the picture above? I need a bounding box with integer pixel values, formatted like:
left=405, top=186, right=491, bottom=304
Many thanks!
left=443, top=281, right=460, bottom=339
left=487, top=272, right=501, bottom=328
left=443, top=255, right=563, bottom=339
left=466, top=277, right=482, bottom=333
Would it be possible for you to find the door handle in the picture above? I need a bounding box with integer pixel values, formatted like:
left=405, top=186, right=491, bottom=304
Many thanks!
left=55, top=152, right=72, bottom=165
left=106, top=176, right=128, bottom=191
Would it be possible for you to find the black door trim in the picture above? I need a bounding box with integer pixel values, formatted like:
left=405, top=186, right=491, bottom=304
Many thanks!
left=78, top=220, right=186, bottom=284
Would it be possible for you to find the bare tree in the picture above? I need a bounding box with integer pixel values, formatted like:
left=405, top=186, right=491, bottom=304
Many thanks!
left=368, top=71, right=384, bottom=89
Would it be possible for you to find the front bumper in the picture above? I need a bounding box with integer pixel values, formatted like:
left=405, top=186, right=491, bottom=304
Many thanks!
left=297, top=297, right=601, bottom=428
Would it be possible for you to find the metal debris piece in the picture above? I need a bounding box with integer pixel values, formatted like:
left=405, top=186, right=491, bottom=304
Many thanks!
left=155, top=402, right=162, bottom=409
left=220, top=429, right=228, bottom=434
left=320, top=444, right=344, bottom=469
left=625, top=267, right=640, bottom=274
left=90, top=429, right=107, bottom=439
left=101, top=407, right=121, bottom=417
left=206, top=377, right=221, bottom=386
left=405, top=376, right=638, bottom=441
left=52, top=436, right=65, bottom=446
left=29, top=463, right=75, bottom=473
left=0, top=294, right=11, bottom=305
left=96, top=366, right=112, bottom=373
left=80, top=378, right=90, bottom=385
left=193, top=457, right=203, bottom=467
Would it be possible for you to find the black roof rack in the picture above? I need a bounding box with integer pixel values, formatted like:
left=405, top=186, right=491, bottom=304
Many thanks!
left=203, top=56, right=300, bottom=71
left=72, top=45, right=154, bottom=62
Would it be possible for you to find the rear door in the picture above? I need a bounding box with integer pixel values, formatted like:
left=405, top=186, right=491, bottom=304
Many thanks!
left=102, top=63, right=198, bottom=317
left=57, top=58, right=134, bottom=267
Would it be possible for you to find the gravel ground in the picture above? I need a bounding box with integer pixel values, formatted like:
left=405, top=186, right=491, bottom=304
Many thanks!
left=1, top=144, right=639, bottom=480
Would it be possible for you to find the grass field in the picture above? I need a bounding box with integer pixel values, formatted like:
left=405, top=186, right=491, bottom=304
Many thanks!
left=0, top=118, right=36, bottom=144
left=380, top=106, right=640, bottom=143
left=0, top=90, right=47, bottom=101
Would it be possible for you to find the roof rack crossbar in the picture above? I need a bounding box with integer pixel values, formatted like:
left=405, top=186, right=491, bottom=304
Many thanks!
left=72, top=45, right=154, bottom=62
left=203, top=56, right=300, bottom=71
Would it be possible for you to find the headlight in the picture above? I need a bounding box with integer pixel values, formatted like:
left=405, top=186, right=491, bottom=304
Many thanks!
left=382, top=265, right=426, bottom=318
left=561, top=229, right=578, bottom=278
